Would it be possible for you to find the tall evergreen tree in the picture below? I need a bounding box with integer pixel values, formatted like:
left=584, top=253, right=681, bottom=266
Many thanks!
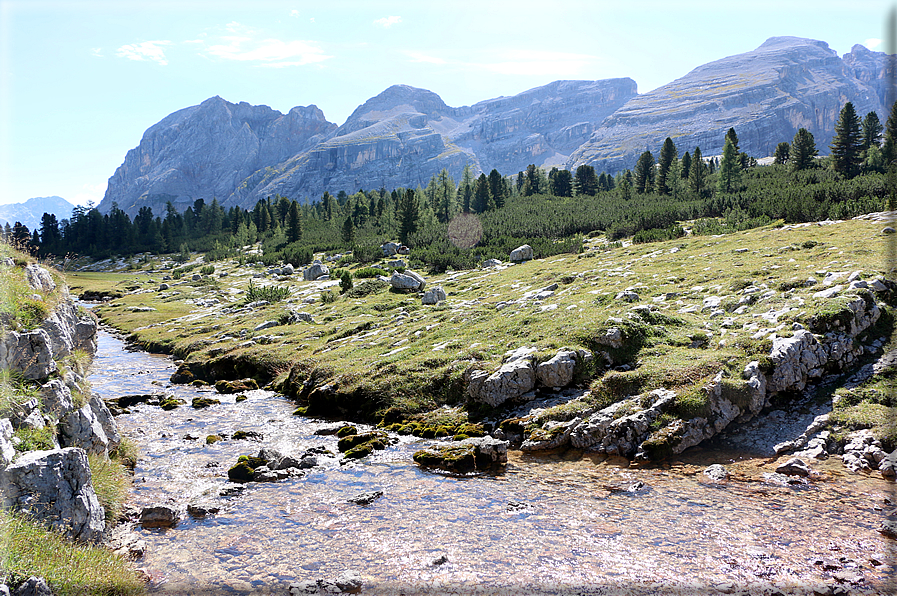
left=883, top=101, right=897, bottom=165
left=473, top=174, right=490, bottom=213
left=397, top=189, right=420, bottom=244
left=725, top=128, right=740, bottom=153
left=657, top=137, right=677, bottom=195
left=551, top=169, right=573, bottom=197
left=790, top=128, right=818, bottom=171
left=862, top=111, right=883, bottom=150
left=286, top=201, right=302, bottom=243
left=341, top=216, right=355, bottom=245
left=459, top=164, right=475, bottom=213
left=773, top=142, right=790, bottom=164
left=689, top=147, right=706, bottom=196
left=830, top=101, right=863, bottom=179
left=488, top=169, right=505, bottom=208
left=634, top=150, right=655, bottom=194
left=680, top=151, right=691, bottom=179
left=717, top=137, right=742, bottom=193
left=573, top=165, right=598, bottom=196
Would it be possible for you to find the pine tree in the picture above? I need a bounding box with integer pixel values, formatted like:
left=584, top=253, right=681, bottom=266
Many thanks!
left=459, top=164, right=474, bottom=213
left=287, top=201, right=302, bottom=243
left=717, top=137, right=742, bottom=193
left=473, top=174, right=491, bottom=213
left=680, top=151, right=691, bottom=179
left=689, top=147, right=706, bottom=195
left=397, top=189, right=419, bottom=244
left=773, top=142, right=790, bottom=164
left=488, top=169, right=505, bottom=208
left=726, top=128, right=740, bottom=153
left=341, top=216, right=355, bottom=245
left=830, top=101, right=863, bottom=179
left=657, top=137, right=677, bottom=195
left=790, top=128, right=818, bottom=172
left=862, top=111, right=883, bottom=150
left=883, top=101, right=897, bottom=165
left=552, top=169, right=573, bottom=197
left=573, top=165, right=598, bottom=196
left=634, top=150, right=655, bottom=194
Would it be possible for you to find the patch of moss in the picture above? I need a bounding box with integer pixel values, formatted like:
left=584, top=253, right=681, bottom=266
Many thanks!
left=343, top=443, right=374, bottom=459
left=227, top=461, right=255, bottom=482
left=191, top=397, right=220, bottom=409
left=215, top=379, right=258, bottom=394
left=337, top=431, right=384, bottom=452
left=292, top=406, right=307, bottom=415
left=159, top=397, right=184, bottom=410
left=235, top=394, right=248, bottom=403
left=336, top=425, right=357, bottom=438
left=205, top=435, right=221, bottom=445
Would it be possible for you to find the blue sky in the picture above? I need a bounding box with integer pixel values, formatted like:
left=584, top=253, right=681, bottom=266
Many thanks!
left=0, top=0, right=889, bottom=207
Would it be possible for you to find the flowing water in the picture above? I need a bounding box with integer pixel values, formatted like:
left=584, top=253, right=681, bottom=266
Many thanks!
left=89, top=330, right=897, bottom=595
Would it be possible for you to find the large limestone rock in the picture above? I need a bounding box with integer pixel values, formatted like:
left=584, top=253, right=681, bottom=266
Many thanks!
left=421, top=286, right=446, bottom=305
left=303, top=262, right=330, bottom=281
left=58, top=401, right=110, bottom=455
left=768, top=330, right=827, bottom=393
left=509, top=244, right=533, bottom=263
left=0, top=418, right=15, bottom=466
left=2, top=448, right=105, bottom=542
left=536, top=350, right=577, bottom=388
left=570, top=390, right=676, bottom=456
left=413, top=437, right=508, bottom=473
left=0, top=330, right=57, bottom=380
left=390, top=271, right=426, bottom=292
left=40, top=302, right=98, bottom=359
left=24, top=265, right=56, bottom=294
left=467, top=347, right=537, bottom=407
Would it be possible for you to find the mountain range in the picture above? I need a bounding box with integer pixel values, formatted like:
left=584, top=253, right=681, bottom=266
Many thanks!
left=98, top=37, right=890, bottom=217
left=0, top=196, right=75, bottom=231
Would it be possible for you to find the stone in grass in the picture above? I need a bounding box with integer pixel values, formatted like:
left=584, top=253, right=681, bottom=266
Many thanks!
left=11, top=577, right=53, bottom=596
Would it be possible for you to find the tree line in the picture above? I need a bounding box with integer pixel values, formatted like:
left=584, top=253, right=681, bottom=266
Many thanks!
left=3, top=99, right=892, bottom=272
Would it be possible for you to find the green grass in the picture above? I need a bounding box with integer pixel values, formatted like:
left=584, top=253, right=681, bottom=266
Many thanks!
left=87, top=454, right=131, bottom=523
left=0, top=511, right=145, bottom=596
left=75, top=217, right=897, bottom=430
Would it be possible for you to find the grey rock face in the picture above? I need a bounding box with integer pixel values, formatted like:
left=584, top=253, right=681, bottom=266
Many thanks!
left=509, top=244, right=533, bottom=263
left=570, top=37, right=884, bottom=174
left=535, top=350, right=577, bottom=388
left=390, top=271, right=425, bottom=291
left=0, top=418, right=15, bottom=466
left=421, top=286, right=446, bottom=305
left=2, top=448, right=105, bottom=542
left=100, top=97, right=336, bottom=217
left=0, top=329, right=57, bottom=380
left=39, top=379, right=73, bottom=420
left=12, top=577, right=53, bottom=596
left=768, top=330, right=827, bottom=393
left=303, top=263, right=330, bottom=281
left=24, top=265, right=56, bottom=294
left=58, top=402, right=110, bottom=455
left=467, top=347, right=538, bottom=407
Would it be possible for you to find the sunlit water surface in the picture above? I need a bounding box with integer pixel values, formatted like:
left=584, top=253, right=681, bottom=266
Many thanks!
left=90, top=331, right=897, bottom=595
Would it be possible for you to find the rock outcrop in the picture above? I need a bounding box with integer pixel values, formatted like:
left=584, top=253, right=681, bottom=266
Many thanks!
left=2, top=448, right=105, bottom=542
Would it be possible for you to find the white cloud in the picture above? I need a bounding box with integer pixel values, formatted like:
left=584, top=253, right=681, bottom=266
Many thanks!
left=205, top=37, right=330, bottom=66
left=290, top=9, right=300, bottom=18
left=90, top=48, right=103, bottom=58
left=866, top=38, right=882, bottom=51
left=115, top=41, right=172, bottom=66
left=374, top=16, right=402, bottom=28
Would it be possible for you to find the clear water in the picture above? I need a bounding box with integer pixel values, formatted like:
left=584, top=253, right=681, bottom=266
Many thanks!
left=90, top=331, right=897, bottom=595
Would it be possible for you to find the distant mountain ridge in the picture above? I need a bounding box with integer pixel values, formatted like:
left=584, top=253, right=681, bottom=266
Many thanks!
left=0, top=196, right=75, bottom=231
left=98, top=37, right=890, bottom=217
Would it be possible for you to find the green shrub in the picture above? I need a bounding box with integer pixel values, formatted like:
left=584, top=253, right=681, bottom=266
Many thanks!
left=340, top=271, right=353, bottom=293
left=245, top=280, right=290, bottom=303
left=353, top=267, right=388, bottom=279
left=199, top=265, right=215, bottom=275
left=320, top=290, right=337, bottom=304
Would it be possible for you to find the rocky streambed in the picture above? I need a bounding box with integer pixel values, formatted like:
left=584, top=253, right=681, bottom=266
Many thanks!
left=88, top=329, right=897, bottom=596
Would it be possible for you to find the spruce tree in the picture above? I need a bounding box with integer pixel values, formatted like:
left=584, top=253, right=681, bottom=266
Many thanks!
left=717, top=137, right=742, bottom=193
left=341, top=216, right=355, bottom=245
left=830, top=101, right=863, bottom=179
left=473, top=174, right=490, bottom=213
left=573, top=165, right=598, bottom=196
left=488, top=169, right=505, bottom=208
left=689, top=147, right=706, bottom=196
left=287, top=201, right=302, bottom=243
left=657, top=138, right=677, bottom=195
left=397, top=189, right=419, bottom=244
left=862, top=111, right=883, bottom=150
left=790, top=128, right=818, bottom=172
left=634, top=150, right=655, bottom=194
left=773, top=142, right=790, bottom=164
left=552, top=169, right=573, bottom=197
left=883, top=101, right=897, bottom=165
left=680, top=151, right=691, bottom=179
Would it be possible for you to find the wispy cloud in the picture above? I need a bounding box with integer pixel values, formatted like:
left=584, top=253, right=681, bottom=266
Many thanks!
left=89, top=48, right=103, bottom=58
left=374, top=16, right=402, bottom=28
left=290, top=9, right=300, bottom=18
left=115, top=41, right=172, bottom=66
left=201, top=22, right=331, bottom=67
left=866, top=38, right=882, bottom=51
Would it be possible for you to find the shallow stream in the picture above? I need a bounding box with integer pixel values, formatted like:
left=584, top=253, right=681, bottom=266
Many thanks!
left=89, top=330, right=897, bottom=595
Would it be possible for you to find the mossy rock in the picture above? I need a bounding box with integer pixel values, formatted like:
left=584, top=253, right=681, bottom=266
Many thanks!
left=232, top=430, right=263, bottom=441
left=235, top=394, right=248, bottom=403
left=192, top=397, right=221, bottom=409
left=170, top=365, right=194, bottom=384
left=205, top=435, right=222, bottom=445
left=336, top=425, right=358, bottom=438
left=434, top=426, right=452, bottom=438
left=455, top=423, right=484, bottom=437
left=337, top=432, right=384, bottom=452
left=227, top=461, right=255, bottom=482
left=419, top=426, right=437, bottom=439
left=191, top=380, right=209, bottom=387
left=215, top=379, right=259, bottom=394
left=413, top=445, right=476, bottom=474
left=160, top=397, right=185, bottom=410
left=237, top=455, right=267, bottom=468
left=379, top=406, right=404, bottom=425
left=397, top=424, right=415, bottom=435
left=453, top=434, right=470, bottom=441
left=292, top=406, right=307, bottom=415
left=343, top=443, right=374, bottom=459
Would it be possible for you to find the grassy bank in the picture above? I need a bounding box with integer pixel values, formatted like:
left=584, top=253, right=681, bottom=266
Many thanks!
left=71, top=215, right=897, bottom=439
